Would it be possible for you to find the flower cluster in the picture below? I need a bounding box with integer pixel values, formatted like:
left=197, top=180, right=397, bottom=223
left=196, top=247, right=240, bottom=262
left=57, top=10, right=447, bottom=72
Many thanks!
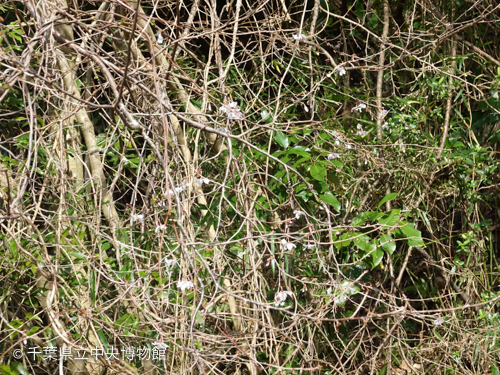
left=327, top=153, right=340, bottom=160
left=352, top=103, right=367, bottom=112
left=194, top=178, right=210, bottom=187
left=168, top=181, right=188, bottom=195
left=219, top=102, right=243, bottom=120
left=335, top=66, right=346, bottom=76
left=215, top=126, right=232, bottom=134
left=274, top=291, right=294, bottom=306
left=130, top=213, right=144, bottom=225
left=165, top=258, right=177, bottom=267
left=155, top=224, right=166, bottom=233
left=177, top=280, right=194, bottom=291
left=152, top=342, right=168, bottom=349
left=331, top=129, right=353, bottom=149
left=356, top=123, right=367, bottom=137
left=327, top=280, right=359, bottom=306
left=292, top=33, right=306, bottom=40
left=281, top=239, right=296, bottom=251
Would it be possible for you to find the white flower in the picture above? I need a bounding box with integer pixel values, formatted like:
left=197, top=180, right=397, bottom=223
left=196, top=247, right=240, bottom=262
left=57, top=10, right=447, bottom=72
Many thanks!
left=293, top=210, right=305, bottom=219
left=356, top=123, right=363, bottom=130
left=352, top=103, right=367, bottom=112
left=281, top=239, right=296, bottom=251
left=336, top=66, right=346, bottom=76
left=130, top=214, right=144, bottom=225
left=433, top=317, right=444, bottom=326
left=304, top=104, right=309, bottom=112
left=303, top=243, right=316, bottom=250
left=156, top=32, right=164, bottom=44
left=165, top=258, right=177, bottom=267
left=194, top=178, right=210, bottom=186
left=356, top=129, right=367, bottom=137
left=155, top=225, right=166, bottom=233
left=326, top=287, right=333, bottom=294
left=219, top=102, right=243, bottom=120
left=274, top=291, right=294, bottom=306
left=334, top=139, right=340, bottom=146
left=177, top=280, right=194, bottom=291
left=378, top=109, right=389, bottom=120
left=345, top=143, right=353, bottom=149
left=292, top=33, right=306, bottom=40
left=152, top=342, right=168, bottom=349
left=382, top=121, right=389, bottom=130
left=326, top=71, right=332, bottom=78
left=327, top=153, right=340, bottom=160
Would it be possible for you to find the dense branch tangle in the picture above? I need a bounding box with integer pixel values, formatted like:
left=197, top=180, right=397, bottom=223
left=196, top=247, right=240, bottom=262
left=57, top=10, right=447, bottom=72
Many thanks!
left=0, top=0, right=500, bottom=375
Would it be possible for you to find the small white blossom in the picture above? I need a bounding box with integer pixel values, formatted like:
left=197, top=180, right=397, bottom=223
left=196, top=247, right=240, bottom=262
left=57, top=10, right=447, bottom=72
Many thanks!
left=303, top=243, right=316, bottom=250
left=352, top=103, right=367, bottom=112
left=327, top=153, right=340, bottom=160
left=216, top=126, right=231, bottom=134
left=378, top=109, right=389, bottom=120
left=326, top=287, right=333, bottom=294
left=219, top=102, right=243, bottom=120
left=177, top=280, right=194, bottom=291
left=382, top=121, right=389, bottom=130
left=334, top=139, right=341, bottom=146
left=194, top=178, right=210, bottom=186
left=433, top=317, right=444, bottom=326
left=293, top=210, right=305, bottom=219
left=345, top=143, right=353, bottom=149
left=152, top=342, right=169, bottom=349
left=274, top=291, right=294, bottom=306
left=156, top=32, right=164, bottom=44
left=292, top=33, right=306, bottom=40
left=356, top=128, right=367, bottom=137
left=155, top=225, right=166, bottom=233
left=326, top=71, right=332, bottom=78
left=281, top=239, right=296, bottom=251
left=130, top=214, right=144, bottom=225
left=304, top=104, right=309, bottom=112
left=165, top=258, right=177, bottom=267
left=336, top=66, right=346, bottom=76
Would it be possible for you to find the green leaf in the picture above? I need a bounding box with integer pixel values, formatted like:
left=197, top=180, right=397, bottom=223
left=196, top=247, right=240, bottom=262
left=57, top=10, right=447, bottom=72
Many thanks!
left=10, top=363, right=28, bottom=375
left=274, top=132, right=289, bottom=148
left=370, top=247, right=384, bottom=268
left=378, top=209, right=400, bottom=226
left=353, top=234, right=375, bottom=252
left=320, top=191, right=341, bottom=211
left=401, top=223, right=425, bottom=247
left=26, top=326, right=40, bottom=336
left=0, top=365, right=15, bottom=375
left=380, top=234, right=396, bottom=255
left=377, top=192, right=398, bottom=209
left=69, top=252, right=86, bottom=259
left=310, top=164, right=326, bottom=181
left=335, top=232, right=355, bottom=250
left=491, top=363, right=499, bottom=375
left=352, top=212, right=369, bottom=226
